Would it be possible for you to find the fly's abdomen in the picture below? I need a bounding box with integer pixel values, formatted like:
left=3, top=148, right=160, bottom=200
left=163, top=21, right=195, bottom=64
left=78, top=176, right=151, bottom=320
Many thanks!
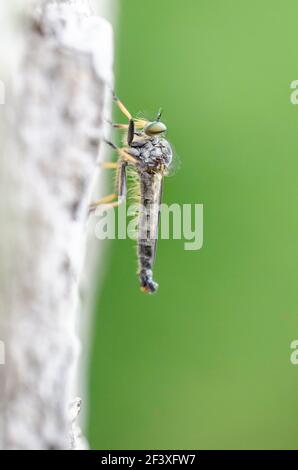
left=137, top=172, right=162, bottom=294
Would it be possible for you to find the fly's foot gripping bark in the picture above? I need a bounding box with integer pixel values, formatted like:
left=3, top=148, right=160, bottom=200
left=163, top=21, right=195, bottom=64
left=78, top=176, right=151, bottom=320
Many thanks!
left=139, top=270, right=159, bottom=294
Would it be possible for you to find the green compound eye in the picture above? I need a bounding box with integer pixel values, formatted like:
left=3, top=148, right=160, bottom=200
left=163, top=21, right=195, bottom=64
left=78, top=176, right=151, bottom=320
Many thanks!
left=144, top=121, right=167, bottom=136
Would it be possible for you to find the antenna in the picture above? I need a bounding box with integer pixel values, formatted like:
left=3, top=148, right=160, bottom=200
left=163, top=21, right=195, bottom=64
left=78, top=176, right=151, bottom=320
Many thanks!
left=157, top=108, right=163, bottom=121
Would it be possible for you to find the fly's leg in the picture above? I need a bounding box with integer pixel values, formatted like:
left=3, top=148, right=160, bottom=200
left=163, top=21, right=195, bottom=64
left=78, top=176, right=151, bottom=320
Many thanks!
left=112, top=92, right=132, bottom=120
left=106, top=120, right=129, bottom=130
left=90, top=193, right=118, bottom=210
left=111, top=93, right=148, bottom=145
left=107, top=121, right=134, bottom=145
left=100, top=162, right=119, bottom=169
left=104, top=139, right=139, bottom=165
left=111, top=94, right=148, bottom=128
left=111, top=123, right=129, bottom=129
left=89, top=139, right=139, bottom=212
left=111, top=93, right=135, bottom=145
left=110, top=119, right=148, bottom=132
left=89, top=161, right=127, bottom=212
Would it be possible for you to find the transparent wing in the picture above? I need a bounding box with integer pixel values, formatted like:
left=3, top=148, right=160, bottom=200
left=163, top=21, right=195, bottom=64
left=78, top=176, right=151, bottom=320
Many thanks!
left=166, top=143, right=181, bottom=177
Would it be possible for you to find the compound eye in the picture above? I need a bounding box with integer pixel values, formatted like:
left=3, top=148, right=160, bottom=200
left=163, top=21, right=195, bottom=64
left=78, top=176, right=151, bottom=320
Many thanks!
left=144, top=121, right=167, bottom=136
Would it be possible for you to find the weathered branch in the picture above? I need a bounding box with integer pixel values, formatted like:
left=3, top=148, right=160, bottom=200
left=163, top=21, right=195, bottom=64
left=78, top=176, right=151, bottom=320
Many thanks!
left=0, top=0, right=113, bottom=450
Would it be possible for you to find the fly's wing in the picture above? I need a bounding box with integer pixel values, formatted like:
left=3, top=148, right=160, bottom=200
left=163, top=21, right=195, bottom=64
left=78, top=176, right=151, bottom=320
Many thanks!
left=152, top=176, right=164, bottom=264
left=166, top=143, right=181, bottom=177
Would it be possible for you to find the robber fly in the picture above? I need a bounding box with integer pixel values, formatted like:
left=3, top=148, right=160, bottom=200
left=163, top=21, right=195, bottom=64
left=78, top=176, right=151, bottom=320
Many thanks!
left=90, top=93, right=173, bottom=294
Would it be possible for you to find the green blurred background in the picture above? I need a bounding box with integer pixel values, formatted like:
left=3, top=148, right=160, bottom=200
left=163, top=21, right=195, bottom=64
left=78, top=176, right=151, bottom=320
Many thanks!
left=88, top=0, right=298, bottom=449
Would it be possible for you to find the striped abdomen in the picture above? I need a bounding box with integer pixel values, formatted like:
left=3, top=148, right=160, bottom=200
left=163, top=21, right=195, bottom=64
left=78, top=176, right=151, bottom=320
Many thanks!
left=137, top=171, right=163, bottom=293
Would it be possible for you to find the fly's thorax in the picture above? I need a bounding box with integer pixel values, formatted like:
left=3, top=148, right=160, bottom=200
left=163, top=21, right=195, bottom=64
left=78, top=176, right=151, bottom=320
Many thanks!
left=130, top=135, right=172, bottom=173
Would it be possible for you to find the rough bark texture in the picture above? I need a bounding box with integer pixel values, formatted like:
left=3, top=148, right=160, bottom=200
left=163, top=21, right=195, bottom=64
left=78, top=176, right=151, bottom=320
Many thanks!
left=0, top=0, right=113, bottom=450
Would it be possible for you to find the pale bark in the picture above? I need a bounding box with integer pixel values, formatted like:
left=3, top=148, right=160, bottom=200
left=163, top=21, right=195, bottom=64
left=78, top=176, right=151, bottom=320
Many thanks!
left=0, top=0, right=113, bottom=450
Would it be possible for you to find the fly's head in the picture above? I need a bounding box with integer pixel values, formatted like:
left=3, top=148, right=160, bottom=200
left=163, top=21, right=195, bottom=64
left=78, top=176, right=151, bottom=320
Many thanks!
left=133, top=109, right=172, bottom=174
left=143, top=109, right=167, bottom=138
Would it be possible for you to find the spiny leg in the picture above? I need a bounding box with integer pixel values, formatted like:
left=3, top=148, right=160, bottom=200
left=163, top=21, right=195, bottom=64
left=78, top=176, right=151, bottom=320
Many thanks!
left=112, top=92, right=132, bottom=120
left=111, top=94, right=135, bottom=145
left=90, top=193, right=117, bottom=208
left=89, top=139, right=138, bottom=212
left=111, top=93, right=149, bottom=144
left=109, top=119, right=148, bottom=131
left=112, top=123, right=129, bottom=130
left=105, top=119, right=129, bottom=130
left=100, top=162, right=119, bottom=169
left=104, top=139, right=139, bottom=165
left=106, top=120, right=134, bottom=145
left=89, top=161, right=127, bottom=212
left=111, top=93, right=148, bottom=128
